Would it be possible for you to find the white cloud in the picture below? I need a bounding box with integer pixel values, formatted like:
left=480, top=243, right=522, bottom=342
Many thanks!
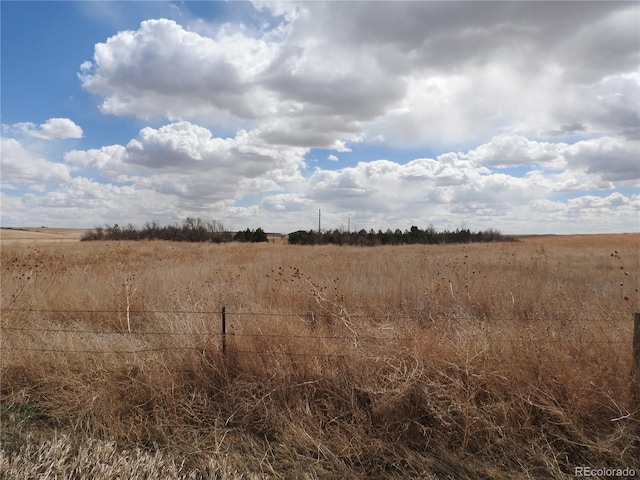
left=544, top=74, right=640, bottom=140
left=64, top=145, right=127, bottom=179
left=63, top=121, right=307, bottom=203
left=260, top=193, right=310, bottom=212
left=305, top=154, right=539, bottom=220
left=7, top=121, right=634, bottom=233
left=10, top=118, right=83, bottom=140
left=2, top=176, right=168, bottom=228
left=563, top=136, right=640, bottom=184
left=568, top=192, right=631, bottom=209
left=466, top=134, right=639, bottom=187
left=123, top=122, right=306, bottom=181
left=466, top=134, right=565, bottom=168
left=1, top=137, right=71, bottom=184
left=3, top=131, right=638, bottom=233
left=80, top=18, right=281, bottom=122
left=529, top=193, right=640, bottom=233
left=80, top=2, right=638, bottom=155
left=327, top=154, right=338, bottom=162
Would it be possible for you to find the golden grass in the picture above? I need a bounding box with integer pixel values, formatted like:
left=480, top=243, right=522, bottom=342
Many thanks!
left=1, top=234, right=639, bottom=478
left=0, top=227, right=89, bottom=244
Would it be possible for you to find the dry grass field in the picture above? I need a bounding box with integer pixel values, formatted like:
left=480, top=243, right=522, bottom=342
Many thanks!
left=0, top=227, right=88, bottom=244
left=1, top=233, right=639, bottom=478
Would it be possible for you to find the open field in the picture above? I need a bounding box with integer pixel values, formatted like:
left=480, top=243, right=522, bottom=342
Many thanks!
left=0, top=227, right=89, bottom=244
left=1, top=234, right=639, bottom=478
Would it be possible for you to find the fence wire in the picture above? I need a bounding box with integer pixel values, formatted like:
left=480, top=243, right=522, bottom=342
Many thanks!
left=0, top=307, right=632, bottom=322
left=1, top=307, right=635, bottom=362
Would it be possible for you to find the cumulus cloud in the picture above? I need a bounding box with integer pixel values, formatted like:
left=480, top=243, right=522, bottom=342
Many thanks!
left=466, top=134, right=639, bottom=187
left=123, top=122, right=306, bottom=180
left=4, top=128, right=638, bottom=233
left=257, top=1, right=638, bottom=147
left=79, top=18, right=280, bottom=121
left=64, top=145, right=128, bottom=180
left=2, top=176, right=171, bottom=228
left=64, top=121, right=307, bottom=203
left=305, top=153, right=538, bottom=219
left=82, top=2, right=638, bottom=153
left=260, top=193, right=310, bottom=212
left=466, top=134, right=565, bottom=168
left=45, top=118, right=638, bottom=233
left=1, top=137, right=71, bottom=184
left=529, top=193, right=640, bottom=231
left=9, top=118, right=83, bottom=140
left=564, top=136, right=640, bottom=183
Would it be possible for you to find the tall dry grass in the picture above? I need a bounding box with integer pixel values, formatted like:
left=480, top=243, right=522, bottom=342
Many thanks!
left=1, top=234, right=639, bottom=479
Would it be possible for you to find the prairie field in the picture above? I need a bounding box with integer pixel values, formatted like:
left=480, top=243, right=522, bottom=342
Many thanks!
left=1, top=233, right=639, bottom=479
left=0, top=227, right=88, bottom=244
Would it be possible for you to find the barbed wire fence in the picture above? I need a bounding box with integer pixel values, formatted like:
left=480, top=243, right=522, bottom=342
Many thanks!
left=4, top=308, right=640, bottom=409
left=1, top=307, right=638, bottom=367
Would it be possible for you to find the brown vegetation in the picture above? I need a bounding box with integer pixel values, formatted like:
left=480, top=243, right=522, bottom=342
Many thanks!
left=0, top=227, right=88, bottom=244
left=1, top=234, right=639, bottom=478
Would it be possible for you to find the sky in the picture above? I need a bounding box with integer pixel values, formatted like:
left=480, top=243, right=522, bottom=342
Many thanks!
left=1, top=1, right=639, bottom=234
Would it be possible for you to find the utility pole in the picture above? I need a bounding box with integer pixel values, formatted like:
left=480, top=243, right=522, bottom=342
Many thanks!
left=348, top=217, right=350, bottom=233
left=318, top=209, right=321, bottom=233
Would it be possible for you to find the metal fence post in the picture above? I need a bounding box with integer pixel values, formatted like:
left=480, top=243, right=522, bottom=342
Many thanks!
left=222, top=306, right=226, bottom=357
left=633, top=313, right=640, bottom=408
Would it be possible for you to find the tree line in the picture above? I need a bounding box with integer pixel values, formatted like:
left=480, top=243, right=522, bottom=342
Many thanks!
left=288, top=225, right=515, bottom=246
left=81, top=218, right=268, bottom=243
left=82, top=218, right=515, bottom=245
